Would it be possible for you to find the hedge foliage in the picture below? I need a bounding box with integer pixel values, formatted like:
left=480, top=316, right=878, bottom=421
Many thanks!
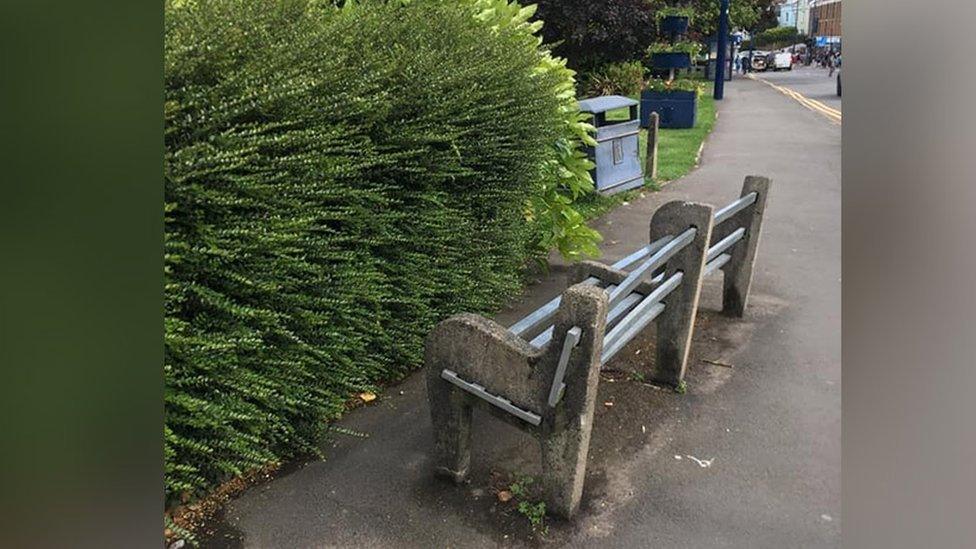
left=164, top=0, right=578, bottom=505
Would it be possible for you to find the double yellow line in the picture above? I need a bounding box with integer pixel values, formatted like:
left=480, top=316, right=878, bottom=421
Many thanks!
left=748, top=73, right=842, bottom=124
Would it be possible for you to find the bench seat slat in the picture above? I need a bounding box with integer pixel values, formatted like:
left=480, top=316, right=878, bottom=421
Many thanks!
left=706, top=227, right=745, bottom=262
left=600, top=303, right=665, bottom=365
left=529, top=280, right=647, bottom=350
left=704, top=252, right=732, bottom=276
left=601, top=272, right=683, bottom=364
left=607, top=228, right=696, bottom=310
left=610, top=235, right=672, bottom=271
left=713, top=191, right=757, bottom=226
left=508, top=277, right=600, bottom=337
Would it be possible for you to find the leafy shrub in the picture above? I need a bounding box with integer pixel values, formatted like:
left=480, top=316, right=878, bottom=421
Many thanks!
left=753, top=26, right=800, bottom=48
left=582, top=61, right=645, bottom=98
left=685, top=0, right=766, bottom=37
left=164, top=0, right=574, bottom=506
left=533, top=0, right=657, bottom=72
left=467, top=0, right=602, bottom=263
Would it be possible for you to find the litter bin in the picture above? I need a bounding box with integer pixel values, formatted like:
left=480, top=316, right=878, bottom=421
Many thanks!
left=578, top=95, right=644, bottom=195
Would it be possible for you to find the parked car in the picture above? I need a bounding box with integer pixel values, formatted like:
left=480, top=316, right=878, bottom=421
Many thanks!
left=767, top=51, right=793, bottom=71
left=750, top=52, right=767, bottom=71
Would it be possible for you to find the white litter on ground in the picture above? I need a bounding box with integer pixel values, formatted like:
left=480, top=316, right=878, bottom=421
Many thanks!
left=685, top=455, right=714, bottom=468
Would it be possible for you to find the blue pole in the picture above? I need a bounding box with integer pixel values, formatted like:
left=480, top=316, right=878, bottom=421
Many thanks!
left=714, top=0, right=730, bottom=99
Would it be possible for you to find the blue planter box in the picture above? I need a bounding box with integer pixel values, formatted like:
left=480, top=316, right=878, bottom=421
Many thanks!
left=659, top=15, right=689, bottom=35
left=640, top=89, right=697, bottom=129
left=650, top=52, right=692, bottom=70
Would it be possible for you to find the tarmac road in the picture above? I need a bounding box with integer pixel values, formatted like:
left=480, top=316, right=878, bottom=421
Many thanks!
left=750, top=64, right=842, bottom=118
left=197, top=73, right=841, bottom=548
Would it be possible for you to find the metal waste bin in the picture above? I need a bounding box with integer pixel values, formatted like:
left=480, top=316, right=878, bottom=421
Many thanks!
left=578, top=95, right=643, bottom=195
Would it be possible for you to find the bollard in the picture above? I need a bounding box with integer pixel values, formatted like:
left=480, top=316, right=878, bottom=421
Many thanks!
left=645, top=111, right=659, bottom=181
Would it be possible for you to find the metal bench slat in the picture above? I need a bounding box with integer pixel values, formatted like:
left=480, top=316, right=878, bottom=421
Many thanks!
left=713, top=192, right=757, bottom=226
left=508, top=277, right=601, bottom=337
left=606, top=291, right=645, bottom=331
left=601, top=303, right=666, bottom=365
left=529, top=282, right=615, bottom=348
left=706, top=227, right=746, bottom=262
left=607, top=228, right=696, bottom=310
left=601, top=272, right=683, bottom=364
left=547, top=327, right=582, bottom=407
left=704, top=253, right=731, bottom=276
left=610, top=235, right=672, bottom=271
left=441, top=369, right=542, bottom=426
left=529, top=280, right=646, bottom=349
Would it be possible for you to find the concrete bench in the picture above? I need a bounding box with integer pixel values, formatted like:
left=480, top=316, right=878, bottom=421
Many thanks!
left=425, top=176, right=770, bottom=519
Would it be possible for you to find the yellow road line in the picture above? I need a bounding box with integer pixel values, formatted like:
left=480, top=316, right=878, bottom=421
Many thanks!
left=747, top=73, right=841, bottom=124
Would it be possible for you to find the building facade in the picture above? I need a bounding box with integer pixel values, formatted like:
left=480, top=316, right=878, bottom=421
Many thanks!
left=810, top=0, right=842, bottom=40
left=777, top=0, right=811, bottom=36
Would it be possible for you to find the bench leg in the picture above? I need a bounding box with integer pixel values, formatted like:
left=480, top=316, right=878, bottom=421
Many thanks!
left=649, top=202, right=713, bottom=387
left=426, top=371, right=473, bottom=483
left=539, top=284, right=607, bottom=519
left=722, top=175, right=771, bottom=317
left=540, top=410, right=594, bottom=519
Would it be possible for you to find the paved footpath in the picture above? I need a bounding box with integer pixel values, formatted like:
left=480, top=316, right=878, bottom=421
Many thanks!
left=199, top=75, right=841, bottom=548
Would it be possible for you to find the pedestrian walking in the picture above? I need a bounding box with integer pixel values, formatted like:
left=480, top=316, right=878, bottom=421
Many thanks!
left=827, top=52, right=836, bottom=77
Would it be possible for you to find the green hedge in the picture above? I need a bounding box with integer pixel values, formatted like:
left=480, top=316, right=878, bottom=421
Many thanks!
left=164, top=0, right=567, bottom=505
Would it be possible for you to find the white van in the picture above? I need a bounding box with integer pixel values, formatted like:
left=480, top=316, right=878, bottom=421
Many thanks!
left=769, top=51, right=793, bottom=71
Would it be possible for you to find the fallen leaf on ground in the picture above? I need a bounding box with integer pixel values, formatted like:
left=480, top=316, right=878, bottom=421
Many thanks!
left=358, top=392, right=377, bottom=403
left=497, top=490, right=513, bottom=502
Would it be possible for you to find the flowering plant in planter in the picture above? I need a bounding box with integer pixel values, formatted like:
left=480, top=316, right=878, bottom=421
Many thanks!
left=646, top=41, right=703, bottom=56
left=655, top=6, right=695, bottom=24
left=643, top=78, right=703, bottom=96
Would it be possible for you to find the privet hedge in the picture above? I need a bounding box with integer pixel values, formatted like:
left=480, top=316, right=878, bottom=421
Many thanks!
left=164, top=0, right=574, bottom=505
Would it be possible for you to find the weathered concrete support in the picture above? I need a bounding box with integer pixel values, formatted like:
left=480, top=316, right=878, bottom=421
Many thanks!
left=644, top=111, right=659, bottom=180
left=538, top=284, right=607, bottom=518
left=425, top=365, right=473, bottom=483
left=648, top=202, right=714, bottom=387
left=425, top=284, right=607, bottom=519
left=714, top=176, right=771, bottom=317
